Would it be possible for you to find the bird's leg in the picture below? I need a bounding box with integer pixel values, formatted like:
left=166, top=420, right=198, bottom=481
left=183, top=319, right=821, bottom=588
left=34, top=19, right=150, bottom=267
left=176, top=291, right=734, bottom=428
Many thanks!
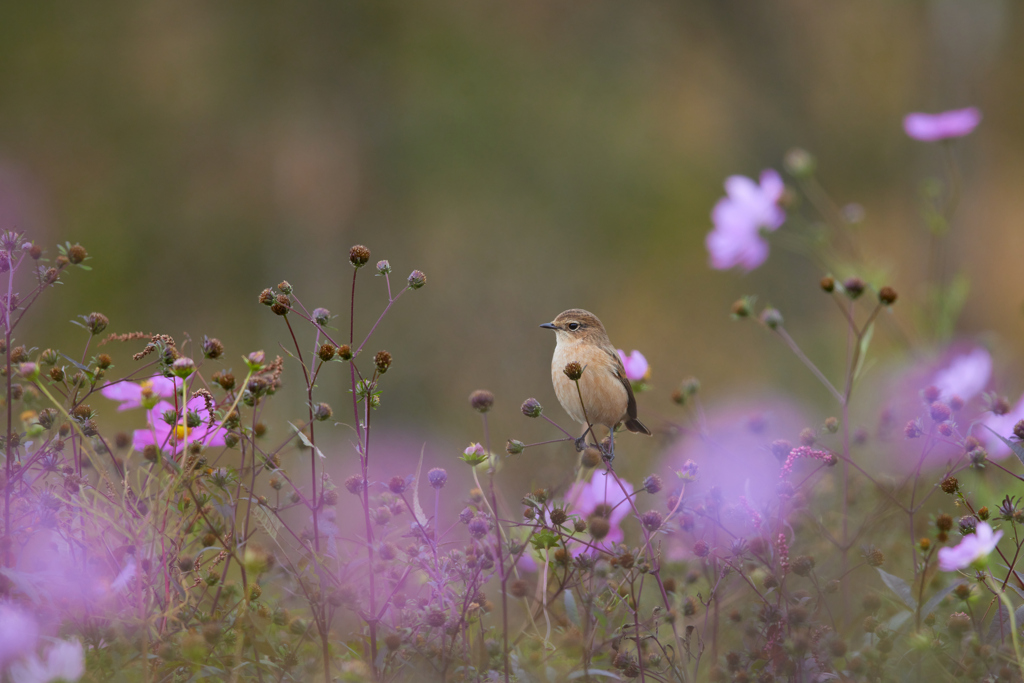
left=604, top=427, right=616, bottom=463
left=575, top=424, right=595, bottom=452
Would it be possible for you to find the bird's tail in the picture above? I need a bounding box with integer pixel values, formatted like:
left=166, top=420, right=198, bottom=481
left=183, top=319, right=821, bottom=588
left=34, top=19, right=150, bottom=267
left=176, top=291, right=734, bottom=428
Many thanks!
left=624, top=418, right=652, bottom=436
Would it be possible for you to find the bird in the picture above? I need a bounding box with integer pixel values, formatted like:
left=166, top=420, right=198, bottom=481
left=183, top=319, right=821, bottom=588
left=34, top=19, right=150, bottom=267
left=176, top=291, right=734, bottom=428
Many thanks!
left=540, top=309, right=651, bottom=459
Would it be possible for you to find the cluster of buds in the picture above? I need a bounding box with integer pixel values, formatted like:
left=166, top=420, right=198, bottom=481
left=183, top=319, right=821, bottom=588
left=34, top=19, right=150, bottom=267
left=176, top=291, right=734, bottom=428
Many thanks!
left=779, top=446, right=837, bottom=478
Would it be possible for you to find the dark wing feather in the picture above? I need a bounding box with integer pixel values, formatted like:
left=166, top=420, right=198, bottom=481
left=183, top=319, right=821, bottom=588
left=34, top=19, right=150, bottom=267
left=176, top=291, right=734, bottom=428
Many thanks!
left=605, top=348, right=651, bottom=435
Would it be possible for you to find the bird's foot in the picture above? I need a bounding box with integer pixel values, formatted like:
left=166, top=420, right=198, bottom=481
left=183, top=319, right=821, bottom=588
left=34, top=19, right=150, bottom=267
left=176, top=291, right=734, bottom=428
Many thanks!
left=601, top=436, right=614, bottom=463
left=574, top=435, right=588, bottom=452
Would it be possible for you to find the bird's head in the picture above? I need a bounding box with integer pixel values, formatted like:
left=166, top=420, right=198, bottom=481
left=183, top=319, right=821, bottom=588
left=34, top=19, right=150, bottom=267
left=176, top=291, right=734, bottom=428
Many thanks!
left=540, top=309, right=608, bottom=344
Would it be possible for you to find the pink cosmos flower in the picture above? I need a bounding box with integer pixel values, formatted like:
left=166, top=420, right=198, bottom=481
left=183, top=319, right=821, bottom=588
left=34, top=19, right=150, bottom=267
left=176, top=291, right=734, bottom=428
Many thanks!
left=904, top=107, right=981, bottom=142
left=938, top=522, right=1002, bottom=571
left=10, top=638, right=85, bottom=683
left=932, top=348, right=991, bottom=403
left=0, top=603, right=38, bottom=668
left=706, top=169, right=786, bottom=271
left=982, top=393, right=1024, bottom=459
left=101, top=375, right=179, bottom=410
left=617, top=350, right=649, bottom=382
left=133, top=397, right=226, bottom=455
left=565, top=473, right=634, bottom=555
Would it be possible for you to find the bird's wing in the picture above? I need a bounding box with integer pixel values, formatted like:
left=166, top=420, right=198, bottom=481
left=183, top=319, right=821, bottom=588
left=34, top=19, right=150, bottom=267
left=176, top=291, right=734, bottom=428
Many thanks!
left=605, top=347, right=639, bottom=420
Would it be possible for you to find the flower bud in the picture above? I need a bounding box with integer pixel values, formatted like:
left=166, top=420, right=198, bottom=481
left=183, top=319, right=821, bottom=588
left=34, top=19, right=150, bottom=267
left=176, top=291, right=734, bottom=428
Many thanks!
left=172, top=357, right=196, bottom=378
left=17, top=362, right=38, bottom=380
left=904, top=420, right=923, bottom=439
left=67, top=244, right=87, bottom=264
left=940, top=477, right=959, bottom=494
left=731, top=298, right=751, bottom=318
left=929, top=402, right=951, bottom=423
left=271, top=295, right=290, bottom=316
left=313, top=402, right=332, bottom=421
left=337, top=344, right=352, bottom=361
left=85, top=312, right=108, bottom=335
left=587, top=517, right=610, bottom=540
left=759, top=308, right=783, bottom=329
left=407, top=270, right=426, bottom=289
left=820, top=276, right=835, bottom=293
left=259, top=289, right=274, bottom=305
left=505, top=439, right=524, bottom=455
left=824, top=417, right=839, bottom=433
left=318, top=344, right=336, bottom=362
left=312, top=308, right=330, bottom=325
left=641, top=510, right=663, bottom=532
left=643, top=475, right=663, bottom=494
left=469, top=389, right=494, bottom=413
left=783, top=148, right=816, bottom=178
left=202, top=337, right=224, bottom=359
left=581, top=447, right=601, bottom=468
left=563, top=361, right=584, bottom=381
left=520, top=398, right=542, bottom=418
left=842, top=278, right=865, bottom=299
left=349, top=245, right=370, bottom=268
left=374, top=350, right=392, bottom=373
left=878, top=286, right=898, bottom=305
left=376, top=260, right=391, bottom=275
left=693, top=539, right=710, bottom=558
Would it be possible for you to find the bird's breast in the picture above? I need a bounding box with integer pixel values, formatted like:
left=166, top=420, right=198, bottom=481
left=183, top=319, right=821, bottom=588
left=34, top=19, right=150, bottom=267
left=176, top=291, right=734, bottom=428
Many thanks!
left=551, top=340, right=628, bottom=429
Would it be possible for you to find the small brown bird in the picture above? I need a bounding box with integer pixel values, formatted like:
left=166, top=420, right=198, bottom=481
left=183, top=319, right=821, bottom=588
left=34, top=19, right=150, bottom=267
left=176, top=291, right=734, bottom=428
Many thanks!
left=540, top=309, right=651, bottom=457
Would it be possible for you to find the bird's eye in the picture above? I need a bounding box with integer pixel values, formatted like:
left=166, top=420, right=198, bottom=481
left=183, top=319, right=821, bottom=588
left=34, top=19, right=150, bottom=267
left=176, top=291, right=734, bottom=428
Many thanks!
left=567, top=322, right=580, bottom=331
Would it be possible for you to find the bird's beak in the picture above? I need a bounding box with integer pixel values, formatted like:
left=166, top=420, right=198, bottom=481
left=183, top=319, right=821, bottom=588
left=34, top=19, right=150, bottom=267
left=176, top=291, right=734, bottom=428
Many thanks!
left=539, top=322, right=558, bottom=330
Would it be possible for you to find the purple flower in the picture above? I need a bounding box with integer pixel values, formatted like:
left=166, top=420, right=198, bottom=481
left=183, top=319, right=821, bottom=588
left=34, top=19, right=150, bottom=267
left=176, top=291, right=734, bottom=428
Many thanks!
left=617, top=350, right=649, bottom=382
left=938, top=522, right=1002, bottom=571
left=706, top=169, right=786, bottom=271
left=10, top=638, right=85, bottom=683
left=101, top=376, right=179, bottom=411
left=565, top=474, right=634, bottom=554
left=904, top=107, right=981, bottom=142
left=982, top=393, right=1024, bottom=459
left=932, top=348, right=991, bottom=403
left=133, top=397, right=226, bottom=455
left=0, top=603, right=38, bottom=668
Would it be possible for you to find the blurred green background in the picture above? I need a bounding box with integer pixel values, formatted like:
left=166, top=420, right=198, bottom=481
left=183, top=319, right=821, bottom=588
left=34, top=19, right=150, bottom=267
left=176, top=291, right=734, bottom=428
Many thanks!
left=1, top=1, right=1022, bottom=485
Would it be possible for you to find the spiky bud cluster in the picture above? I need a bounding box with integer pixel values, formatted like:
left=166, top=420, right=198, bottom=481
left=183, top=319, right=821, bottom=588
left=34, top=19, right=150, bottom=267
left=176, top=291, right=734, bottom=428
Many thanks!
left=643, top=475, right=663, bottom=494
left=940, top=477, right=959, bottom=494
left=791, top=555, right=815, bottom=577
left=388, top=477, right=407, bottom=494
left=349, top=245, right=370, bottom=268
left=271, top=295, right=290, bottom=316
left=374, top=350, right=392, bottom=373
left=878, top=286, right=898, bottom=305
left=469, top=389, right=494, bottom=413
left=313, top=308, right=330, bottom=325
left=376, top=260, right=391, bottom=275
left=313, top=403, right=332, bottom=421
left=693, top=539, right=710, bottom=558
left=642, top=510, right=663, bottom=531
left=259, top=289, right=274, bottom=305
left=563, top=361, right=584, bottom=381
left=337, top=344, right=352, bottom=360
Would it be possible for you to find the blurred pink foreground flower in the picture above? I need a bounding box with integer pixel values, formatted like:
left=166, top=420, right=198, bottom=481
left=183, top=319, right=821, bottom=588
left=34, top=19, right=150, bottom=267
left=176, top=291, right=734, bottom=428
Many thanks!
left=10, top=638, right=85, bottom=683
left=904, top=107, right=981, bottom=141
left=932, top=348, right=991, bottom=402
left=617, top=350, right=649, bottom=382
left=0, top=602, right=38, bottom=668
left=101, top=375, right=179, bottom=410
left=938, top=522, right=1002, bottom=571
left=982, top=393, right=1024, bottom=459
left=133, top=397, right=226, bottom=455
left=566, top=474, right=634, bottom=554
left=706, top=169, right=786, bottom=271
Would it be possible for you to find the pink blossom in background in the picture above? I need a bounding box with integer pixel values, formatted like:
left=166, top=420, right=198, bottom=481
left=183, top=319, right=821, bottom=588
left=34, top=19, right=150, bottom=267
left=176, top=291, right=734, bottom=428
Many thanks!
left=982, top=393, right=1024, bottom=459
left=932, top=348, right=991, bottom=402
left=565, top=473, right=634, bottom=554
left=706, top=169, right=786, bottom=271
left=617, top=350, right=649, bottom=382
left=903, top=107, right=981, bottom=141
left=938, top=522, right=1002, bottom=571
left=0, top=603, right=38, bottom=668
left=101, top=375, right=179, bottom=410
left=133, top=397, right=226, bottom=455
left=9, top=638, right=85, bottom=683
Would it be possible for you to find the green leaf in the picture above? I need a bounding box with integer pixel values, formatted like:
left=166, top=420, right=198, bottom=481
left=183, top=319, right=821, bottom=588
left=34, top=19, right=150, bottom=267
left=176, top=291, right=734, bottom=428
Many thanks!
left=853, top=321, right=874, bottom=382
left=289, top=421, right=325, bottom=459
left=564, top=590, right=581, bottom=629
left=984, top=425, right=1024, bottom=468
left=530, top=529, right=560, bottom=551
left=876, top=568, right=917, bottom=610
left=251, top=503, right=282, bottom=541
left=921, top=581, right=963, bottom=620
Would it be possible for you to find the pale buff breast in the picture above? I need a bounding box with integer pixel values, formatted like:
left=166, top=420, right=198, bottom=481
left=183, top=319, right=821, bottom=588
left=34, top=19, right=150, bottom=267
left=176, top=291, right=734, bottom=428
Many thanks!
left=551, top=339, right=629, bottom=429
